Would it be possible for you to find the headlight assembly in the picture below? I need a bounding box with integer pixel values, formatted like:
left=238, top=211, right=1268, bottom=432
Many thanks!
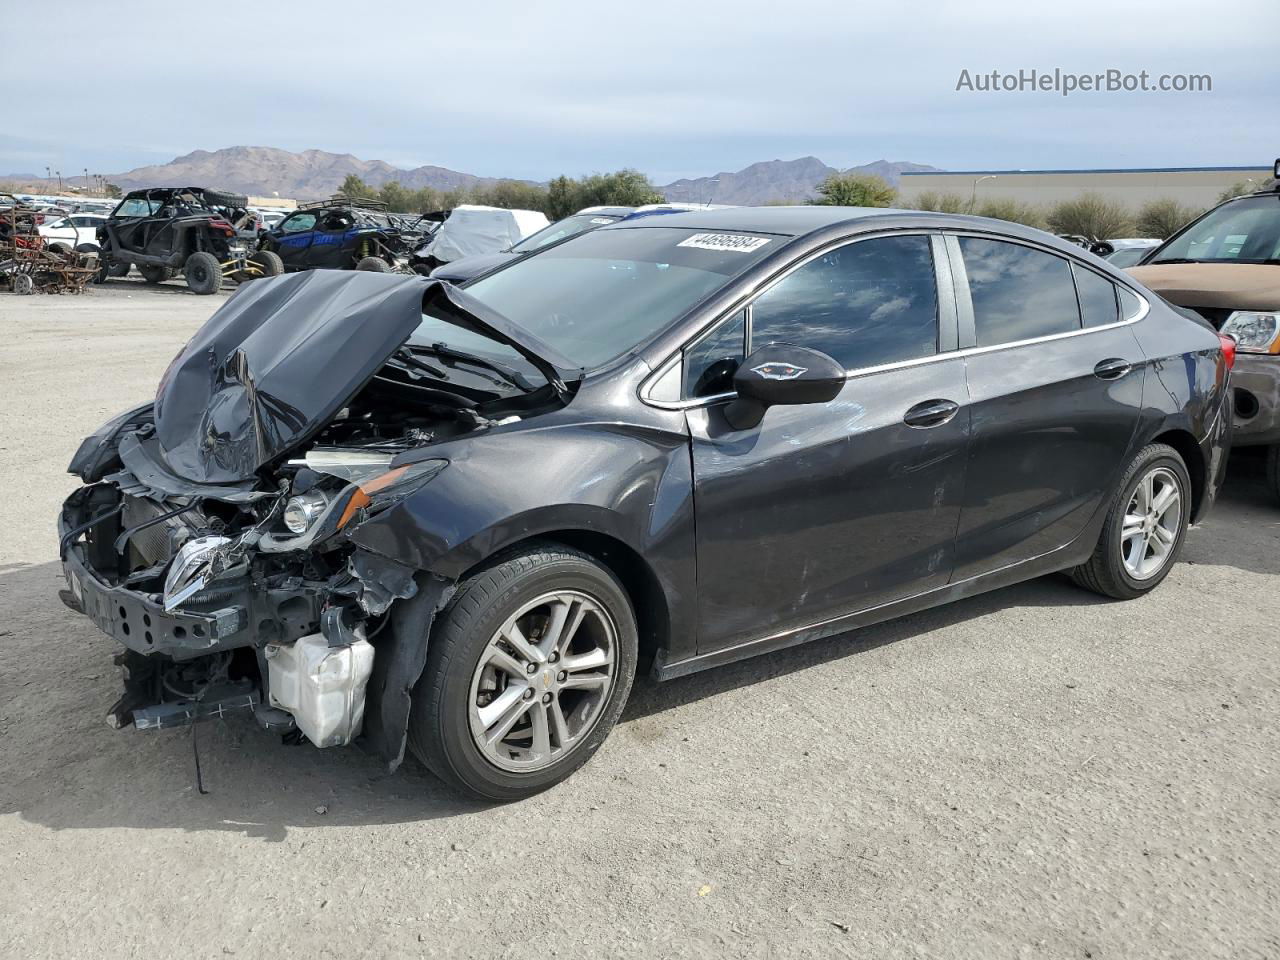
left=1219, top=311, right=1280, bottom=354
left=283, top=491, right=330, bottom=534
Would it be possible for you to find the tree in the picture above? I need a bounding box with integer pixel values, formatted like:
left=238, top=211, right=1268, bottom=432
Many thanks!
left=1135, top=198, right=1198, bottom=239
left=573, top=169, right=665, bottom=209
left=1046, top=192, right=1133, bottom=240
left=378, top=181, right=412, bottom=212
left=339, top=173, right=376, bottom=199
left=546, top=176, right=580, bottom=220
left=811, top=173, right=896, bottom=207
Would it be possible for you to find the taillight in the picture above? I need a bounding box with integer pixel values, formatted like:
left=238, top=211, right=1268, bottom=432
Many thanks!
left=209, top=217, right=235, bottom=236
left=1217, top=334, right=1236, bottom=371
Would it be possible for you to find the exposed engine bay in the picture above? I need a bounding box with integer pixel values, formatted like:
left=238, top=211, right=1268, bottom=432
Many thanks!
left=58, top=270, right=575, bottom=768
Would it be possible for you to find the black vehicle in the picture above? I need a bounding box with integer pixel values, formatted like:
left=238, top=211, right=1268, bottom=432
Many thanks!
left=59, top=207, right=1232, bottom=801
left=95, top=187, right=284, bottom=294
left=428, top=206, right=635, bottom=282
left=258, top=197, right=424, bottom=273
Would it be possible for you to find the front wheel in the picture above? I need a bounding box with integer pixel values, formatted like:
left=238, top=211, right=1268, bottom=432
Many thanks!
left=407, top=545, right=638, bottom=801
left=138, top=264, right=173, bottom=284
left=1070, top=443, right=1191, bottom=599
left=183, top=251, right=222, bottom=294
left=355, top=255, right=390, bottom=272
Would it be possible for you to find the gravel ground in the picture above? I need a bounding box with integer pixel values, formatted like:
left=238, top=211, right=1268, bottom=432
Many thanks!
left=1, top=279, right=1278, bottom=960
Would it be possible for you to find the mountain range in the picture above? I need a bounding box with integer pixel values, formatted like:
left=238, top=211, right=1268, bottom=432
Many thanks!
left=4, top=146, right=940, bottom=206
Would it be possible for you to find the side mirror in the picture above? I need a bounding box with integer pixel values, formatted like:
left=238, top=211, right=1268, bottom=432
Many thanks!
left=724, top=343, right=845, bottom=430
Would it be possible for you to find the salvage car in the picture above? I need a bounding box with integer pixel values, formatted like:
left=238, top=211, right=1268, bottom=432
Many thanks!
left=258, top=197, right=425, bottom=273
left=96, top=187, right=284, bottom=293
left=428, top=206, right=635, bottom=282
left=409, top=204, right=549, bottom=276
left=1128, top=161, right=1280, bottom=500
left=59, top=207, right=1232, bottom=801
left=38, top=212, right=107, bottom=254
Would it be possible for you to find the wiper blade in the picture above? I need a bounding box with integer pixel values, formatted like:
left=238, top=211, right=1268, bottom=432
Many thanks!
left=387, top=347, right=447, bottom=380
left=405, top=341, right=538, bottom=393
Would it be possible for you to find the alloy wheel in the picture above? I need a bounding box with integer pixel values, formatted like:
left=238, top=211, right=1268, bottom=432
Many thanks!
left=1119, top=466, right=1182, bottom=580
left=467, top=590, right=618, bottom=773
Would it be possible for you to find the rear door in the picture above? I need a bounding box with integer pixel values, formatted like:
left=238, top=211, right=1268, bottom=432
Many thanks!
left=686, top=233, right=971, bottom=653
left=947, top=234, right=1145, bottom=579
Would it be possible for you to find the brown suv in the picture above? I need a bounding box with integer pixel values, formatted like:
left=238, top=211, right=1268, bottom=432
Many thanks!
left=1128, top=162, right=1280, bottom=502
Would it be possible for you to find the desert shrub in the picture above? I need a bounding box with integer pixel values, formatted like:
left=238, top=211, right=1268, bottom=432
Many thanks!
left=1046, top=192, right=1133, bottom=240
left=973, top=198, right=1046, bottom=229
left=811, top=173, right=896, bottom=207
left=910, top=191, right=969, bottom=214
left=1135, top=198, right=1199, bottom=239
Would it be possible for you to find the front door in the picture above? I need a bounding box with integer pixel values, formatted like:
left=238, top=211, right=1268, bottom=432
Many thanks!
left=687, top=233, right=971, bottom=653
left=272, top=211, right=318, bottom=269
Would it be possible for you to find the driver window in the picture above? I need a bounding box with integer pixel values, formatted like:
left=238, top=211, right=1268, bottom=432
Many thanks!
left=750, top=235, right=938, bottom=370
left=683, top=309, right=746, bottom=398
left=280, top=213, right=317, bottom=234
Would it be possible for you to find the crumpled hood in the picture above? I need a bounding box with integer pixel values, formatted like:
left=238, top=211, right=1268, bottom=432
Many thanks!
left=1126, top=262, right=1280, bottom=312
left=152, top=270, right=576, bottom=485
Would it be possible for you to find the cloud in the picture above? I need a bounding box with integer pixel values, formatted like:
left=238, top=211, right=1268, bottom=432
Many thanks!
left=4, top=0, right=1276, bottom=180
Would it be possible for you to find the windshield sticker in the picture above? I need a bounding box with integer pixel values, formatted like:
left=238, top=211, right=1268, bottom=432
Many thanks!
left=589, top=217, right=616, bottom=224
left=677, top=233, right=772, bottom=253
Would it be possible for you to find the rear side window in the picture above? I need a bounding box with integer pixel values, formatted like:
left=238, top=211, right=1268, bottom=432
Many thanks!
left=959, top=237, right=1080, bottom=346
left=1118, top=287, right=1144, bottom=320
left=1073, top=264, right=1119, bottom=327
left=750, top=235, right=938, bottom=369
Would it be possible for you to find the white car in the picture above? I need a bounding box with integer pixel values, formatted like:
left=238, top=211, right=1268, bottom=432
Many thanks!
left=39, top=213, right=107, bottom=252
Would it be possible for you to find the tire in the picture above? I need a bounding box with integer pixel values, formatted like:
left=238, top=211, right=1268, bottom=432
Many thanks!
left=407, top=544, right=638, bottom=801
left=75, top=243, right=99, bottom=254
left=236, top=249, right=284, bottom=283
left=356, top=255, right=390, bottom=272
left=47, top=242, right=72, bottom=255
left=107, top=262, right=131, bottom=278
left=138, top=264, right=172, bottom=284
left=1070, top=443, right=1192, bottom=600
left=183, top=251, right=222, bottom=294
left=1266, top=445, right=1280, bottom=507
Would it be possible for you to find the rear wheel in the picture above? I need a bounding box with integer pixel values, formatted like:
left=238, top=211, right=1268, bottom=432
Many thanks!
left=47, top=242, right=72, bottom=256
left=183, top=251, right=222, bottom=294
left=356, top=255, right=390, bottom=272
left=1070, top=443, right=1191, bottom=599
left=107, top=261, right=131, bottom=278
left=408, top=545, right=638, bottom=801
left=138, top=264, right=173, bottom=284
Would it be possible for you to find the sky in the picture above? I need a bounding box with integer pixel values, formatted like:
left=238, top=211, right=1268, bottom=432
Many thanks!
left=4, top=0, right=1277, bottom=183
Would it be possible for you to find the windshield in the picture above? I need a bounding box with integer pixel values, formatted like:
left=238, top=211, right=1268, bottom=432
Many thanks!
left=113, top=197, right=162, bottom=218
left=1151, top=194, right=1280, bottom=264
left=411, top=226, right=779, bottom=372
left=510, top=213, right=620, bottom=253
left=1106, top=247, right=1150, bottom=268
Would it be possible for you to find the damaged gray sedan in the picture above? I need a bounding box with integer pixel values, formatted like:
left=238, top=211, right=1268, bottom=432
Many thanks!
left=59, top=208, right=1231, bottom=800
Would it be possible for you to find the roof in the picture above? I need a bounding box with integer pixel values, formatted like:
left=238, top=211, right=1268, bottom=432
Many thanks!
left=606, top=205, right=913, bottom=237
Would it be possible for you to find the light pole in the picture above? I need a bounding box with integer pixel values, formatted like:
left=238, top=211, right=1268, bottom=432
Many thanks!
left=970, top=174, right=996, bottom=212
left=55, top=170, right=63, bottom=193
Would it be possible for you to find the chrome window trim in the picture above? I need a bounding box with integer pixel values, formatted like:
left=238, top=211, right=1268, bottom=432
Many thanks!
left=639, top=229, right=1152, bottom=411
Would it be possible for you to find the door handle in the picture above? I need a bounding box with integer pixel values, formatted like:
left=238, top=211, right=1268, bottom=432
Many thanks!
left=1093, top=358, right=1132, bottom=381
left=903, top=398, right=960, bottom=428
